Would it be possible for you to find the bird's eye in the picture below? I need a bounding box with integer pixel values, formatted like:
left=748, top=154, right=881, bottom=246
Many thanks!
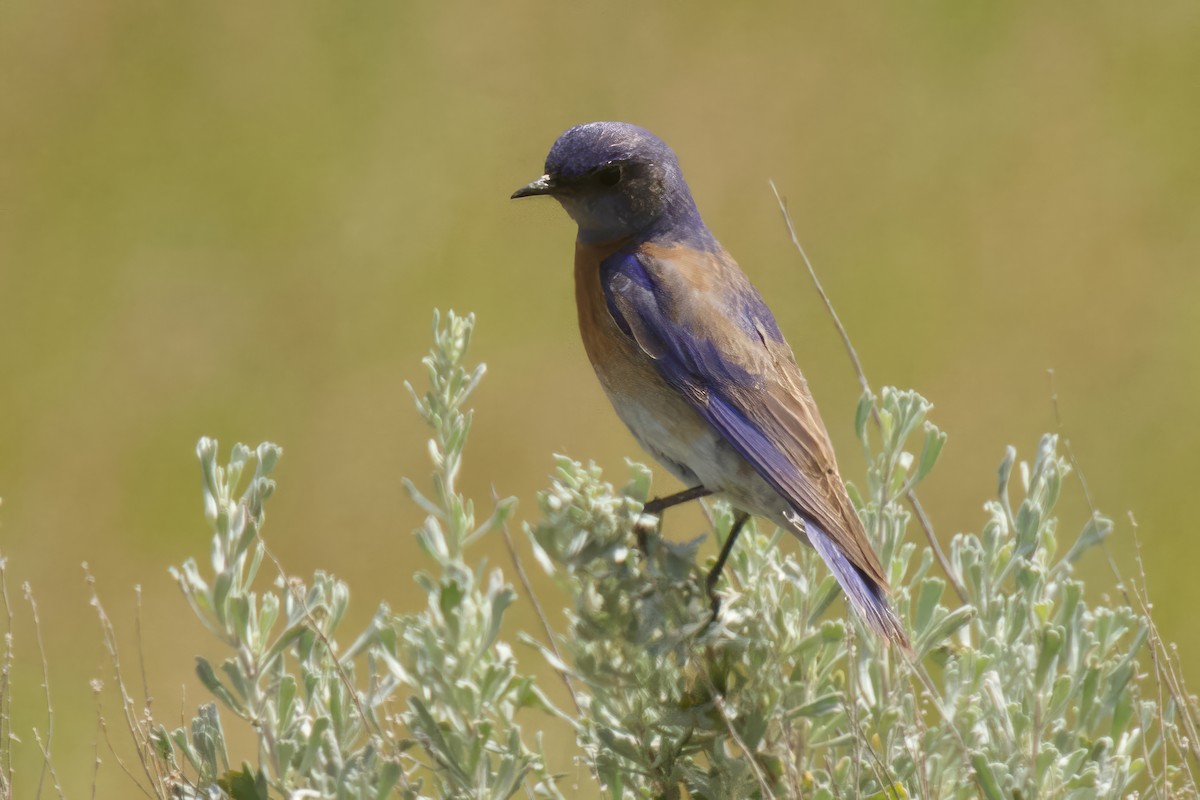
left=596, top=164, right=622, bottom=187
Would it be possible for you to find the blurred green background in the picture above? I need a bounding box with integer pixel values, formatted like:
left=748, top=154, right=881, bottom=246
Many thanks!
left=3, top=0, right=1198, bottom=793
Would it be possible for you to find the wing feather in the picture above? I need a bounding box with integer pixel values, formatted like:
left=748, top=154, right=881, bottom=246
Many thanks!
left=602, top=244, right=889, bottom=590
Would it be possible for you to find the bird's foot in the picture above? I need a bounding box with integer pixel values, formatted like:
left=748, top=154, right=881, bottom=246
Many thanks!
left=706, top=589, right=722, bottom=627
left=636, top=486, right=713, bottom=554
left=642, top=485, right=712, bottom=517
left=698, top=511, right=749, bottom=632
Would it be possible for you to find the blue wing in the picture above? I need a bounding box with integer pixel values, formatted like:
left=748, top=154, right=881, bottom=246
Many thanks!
left=601, top=244, right=904, bottom=641
left=599, top=244, right=843, bottom=539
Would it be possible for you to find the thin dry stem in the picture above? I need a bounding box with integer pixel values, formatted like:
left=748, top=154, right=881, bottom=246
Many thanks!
left=772, top=177, right=989, bottom=793
left=1129, top=515, right=1198, bottom=790
left=92, top=692, right=156, bottom=800
left=902, top=648, right=976, bottom=784
left=23, top=582, right=57, bottom=800
left=1047, top=369, right=1200, bottom=781
left=701, top=671, right=775, bottom=798
left=84, top=565, right=162, bottom=797
left=134, top=586, right=151, bottom=711
left=258, top=540, right=414, bottom=793
left=769, top=181, right=967, bottom=606
left=1129, top=513, right=1174, bottom=798
left=493, top=489, right=583, bottom=716
left=847, top=628, right=863, bottom=797
left=260, top=546, right=380, bottom=741
left=30, top=728, right=64, bottom=800
left=0, top=551, right=15, bottom=798
left=91, top=686, right=102, bottom=800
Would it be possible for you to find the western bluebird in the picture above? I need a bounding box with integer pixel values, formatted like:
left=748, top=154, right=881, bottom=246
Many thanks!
left=512, top=121, right=905, bottom=645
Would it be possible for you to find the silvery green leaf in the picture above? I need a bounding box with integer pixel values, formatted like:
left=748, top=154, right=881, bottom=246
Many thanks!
left=621, top=459, right=653, bottom=502
left=276, top=674, right=297, bottom=725
left=171, top=725, right=202, bottom=773
left=855, top=390, right=874, bottom=443
left=212, top=570, right=233, bottom=628
left=1044, top=464, right=1062, bottom=514
left=228, top=593, right=251, bottom=643
left=216, top=764, right=269, bottom=800
left=1078, top=666, right=1101, bottom=724
left=1035, top=626, right=1063, bottom=689
left=913, top=577, right=945, bottom=635
left=195, top=657, right=244, bottom=715
left=998, top=445, right=1016, bottom=515
left=915, top=421, right=946, bottom=482
left=971, top=753, right=1005, bottom=800
left=916, top=605, right=974, bottom=656
left=789, top=693, right=841, bottom=719
left=150, top=724, right=175, bottom=766
left=295, top=716, right=331, bottom=776
left=264, top=623, right=307, bottom=671
left=878, top=405, right=894, bottom=451
left=806, top=574, right=841, bottom=626
left=220, top=658, right=250, bottom=703
left=1064, top=513, right=1113, bottom=564
left=257, top=592, right=279, bottom=647
left=230, top=504, right=254, bottom=558
left=1015, top=501, right=1041, bottom=558
left=329, top=578, right=350, bottom=631
left=485, top=588, right=516, bottom=649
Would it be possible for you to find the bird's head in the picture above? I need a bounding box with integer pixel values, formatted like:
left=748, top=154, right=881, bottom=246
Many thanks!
left=512, top=121, right=707, bottom=246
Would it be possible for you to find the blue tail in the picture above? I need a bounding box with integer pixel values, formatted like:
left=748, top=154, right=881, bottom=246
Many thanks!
left=797, top=514, right=909, bottom=647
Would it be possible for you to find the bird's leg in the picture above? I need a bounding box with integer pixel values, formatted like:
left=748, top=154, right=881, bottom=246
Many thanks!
left=642, top=485, right=713, bottom=516
left=707, top=511, right=750, bottom=620
left=636, top=485, right=713, bottom=551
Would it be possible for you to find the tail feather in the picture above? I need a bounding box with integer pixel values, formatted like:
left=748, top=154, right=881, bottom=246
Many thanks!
left=795, top=513, right=910, bottom=648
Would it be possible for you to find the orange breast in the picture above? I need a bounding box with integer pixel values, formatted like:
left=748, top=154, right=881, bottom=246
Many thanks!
left=574, top=240, right=659, bottom=396
left=570, top=239, right=777, bottom=501
left=572, top=239, right=714, bottom=470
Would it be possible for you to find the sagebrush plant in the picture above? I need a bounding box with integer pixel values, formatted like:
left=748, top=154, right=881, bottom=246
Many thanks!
left=138, top=311, right=563, bottom=798
left=3, top=309, right=1197, bottom=799
left=529, top=406, right=1198, bottom=798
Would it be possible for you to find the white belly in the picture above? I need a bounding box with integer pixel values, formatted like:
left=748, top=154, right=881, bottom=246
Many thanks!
left=608, top=391, right=794, bottom=531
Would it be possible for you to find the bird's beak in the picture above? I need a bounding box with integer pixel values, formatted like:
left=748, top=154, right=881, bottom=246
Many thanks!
left=511, top=174, right=556, bottom=199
